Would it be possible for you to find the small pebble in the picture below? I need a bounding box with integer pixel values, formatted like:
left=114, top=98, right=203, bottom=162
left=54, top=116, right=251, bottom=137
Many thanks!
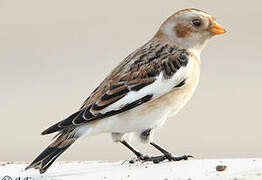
left=216, top=165, right=227, bottom=171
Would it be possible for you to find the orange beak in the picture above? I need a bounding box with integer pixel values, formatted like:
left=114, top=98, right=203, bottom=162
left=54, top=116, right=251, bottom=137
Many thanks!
left=209, top=22, right=226, bottom=35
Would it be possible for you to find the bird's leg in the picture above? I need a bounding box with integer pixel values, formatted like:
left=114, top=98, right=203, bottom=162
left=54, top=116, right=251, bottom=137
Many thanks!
left=150, top=141, right=193, bottom=162
left=120, top=140, right=152, bottom=163
left=121, top=140, right=143, bottom=158
left=121, top=140, right=170, bottom=163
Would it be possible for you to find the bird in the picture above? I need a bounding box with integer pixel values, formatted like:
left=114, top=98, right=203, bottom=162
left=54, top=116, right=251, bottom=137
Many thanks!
left=25, top=8, right=226, bottom=174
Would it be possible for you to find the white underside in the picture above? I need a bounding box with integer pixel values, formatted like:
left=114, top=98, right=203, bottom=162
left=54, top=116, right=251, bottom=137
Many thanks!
left=77, top=53, right=200, bottom=142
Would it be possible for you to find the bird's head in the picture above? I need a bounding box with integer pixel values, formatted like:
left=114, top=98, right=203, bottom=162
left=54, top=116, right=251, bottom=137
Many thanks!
left=155, top=8, right=226, bottom=52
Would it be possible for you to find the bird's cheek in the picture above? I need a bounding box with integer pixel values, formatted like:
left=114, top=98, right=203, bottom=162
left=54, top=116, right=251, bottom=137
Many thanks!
left=173, top=24, right=192, bottom=38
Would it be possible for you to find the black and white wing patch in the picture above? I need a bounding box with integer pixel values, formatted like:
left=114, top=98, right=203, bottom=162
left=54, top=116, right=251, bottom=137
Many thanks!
left=42, top=44, right=189, bottom=135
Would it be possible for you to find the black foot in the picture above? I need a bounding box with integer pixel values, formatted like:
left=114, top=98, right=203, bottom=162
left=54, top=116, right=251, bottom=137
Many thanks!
left=164, top=153, right=193, bottom=161
left=129, top=155, right=164, bottom=164
left=129, top=154, right=193, bottom=164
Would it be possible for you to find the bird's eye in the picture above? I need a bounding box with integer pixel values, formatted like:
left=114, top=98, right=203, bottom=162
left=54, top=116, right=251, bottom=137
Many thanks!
left=192, top=19, right=201, bottom=27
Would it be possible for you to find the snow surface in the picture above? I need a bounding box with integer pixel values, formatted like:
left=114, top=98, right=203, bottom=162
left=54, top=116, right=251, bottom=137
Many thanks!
left=1, top=159, right=262, bottom=180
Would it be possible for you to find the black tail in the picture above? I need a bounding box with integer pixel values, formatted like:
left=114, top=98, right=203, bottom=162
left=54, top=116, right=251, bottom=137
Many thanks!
left=41, top=111, right=82, bottom=135
left=25, top=129, right=77, bottom=174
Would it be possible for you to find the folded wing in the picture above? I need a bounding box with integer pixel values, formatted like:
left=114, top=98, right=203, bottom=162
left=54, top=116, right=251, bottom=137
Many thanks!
left=42, top=42, right=189, bottom=135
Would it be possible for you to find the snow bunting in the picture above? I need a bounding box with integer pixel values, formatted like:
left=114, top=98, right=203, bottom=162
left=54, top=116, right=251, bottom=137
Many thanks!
left=26, top=8, right=226, bottom=173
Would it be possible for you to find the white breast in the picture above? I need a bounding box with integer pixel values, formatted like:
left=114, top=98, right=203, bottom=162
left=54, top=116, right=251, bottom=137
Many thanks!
left=164, top=55, right=200, bottom=117
left=132, top=55, right=200, bottom=128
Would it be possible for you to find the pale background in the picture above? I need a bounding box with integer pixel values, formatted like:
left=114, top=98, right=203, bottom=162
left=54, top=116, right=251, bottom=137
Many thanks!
left=0, top=0, right=261, bottom=162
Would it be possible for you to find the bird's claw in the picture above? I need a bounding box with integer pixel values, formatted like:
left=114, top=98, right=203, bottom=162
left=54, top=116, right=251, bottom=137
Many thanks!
left=129, top=155, right=150, bottom=163
left=167, top=154, right=194, bottom=161
left=128, top=154, right=193, bottom=164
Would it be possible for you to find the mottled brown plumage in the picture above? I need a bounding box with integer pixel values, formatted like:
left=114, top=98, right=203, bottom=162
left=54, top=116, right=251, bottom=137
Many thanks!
left=41, top=40, right=189, bottom=133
